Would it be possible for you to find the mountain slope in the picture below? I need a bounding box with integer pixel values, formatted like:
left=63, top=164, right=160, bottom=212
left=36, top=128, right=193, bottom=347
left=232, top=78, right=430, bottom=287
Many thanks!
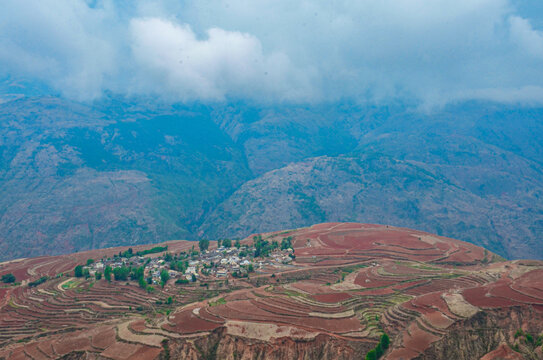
left=0, top=97, right=251, bottom=260
left=1, top=96, right=543, bottom=260
left=199, top=152, right=543, bottom=259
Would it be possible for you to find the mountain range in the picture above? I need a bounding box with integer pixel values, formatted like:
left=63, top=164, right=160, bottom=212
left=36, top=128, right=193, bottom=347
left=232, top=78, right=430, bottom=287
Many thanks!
left=1, top=87, right=543, bottom=260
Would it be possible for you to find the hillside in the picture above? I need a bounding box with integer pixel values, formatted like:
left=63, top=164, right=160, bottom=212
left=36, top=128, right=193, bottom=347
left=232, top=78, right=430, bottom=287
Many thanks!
left=0, top=97, right=251, bottom=259
left=1, top=97, right=543, bottom=260
left=0, top=223, right=542, bottom=359
left=200, top=152, right=543, bottom=260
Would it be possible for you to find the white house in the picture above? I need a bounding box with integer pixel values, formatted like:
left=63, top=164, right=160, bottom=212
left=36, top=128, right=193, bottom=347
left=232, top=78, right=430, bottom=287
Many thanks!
left=185, top=266, right=197, bottom=275
left=217, top=269, right=228, bottom=277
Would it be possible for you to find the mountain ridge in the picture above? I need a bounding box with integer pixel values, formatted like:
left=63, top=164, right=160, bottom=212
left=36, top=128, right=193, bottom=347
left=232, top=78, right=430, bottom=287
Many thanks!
left=1, top=96, right=543, bottom=260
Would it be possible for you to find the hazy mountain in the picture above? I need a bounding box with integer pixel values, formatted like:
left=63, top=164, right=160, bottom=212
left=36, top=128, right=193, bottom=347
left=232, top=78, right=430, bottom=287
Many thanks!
left=0, top=95, right=542, bottom=260
left=0, top=96, right=251, bottom=259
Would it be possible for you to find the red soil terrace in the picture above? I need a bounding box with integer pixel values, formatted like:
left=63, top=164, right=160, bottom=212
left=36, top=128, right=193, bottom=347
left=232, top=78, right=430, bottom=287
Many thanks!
left=0, top=223, right=541, bottom=359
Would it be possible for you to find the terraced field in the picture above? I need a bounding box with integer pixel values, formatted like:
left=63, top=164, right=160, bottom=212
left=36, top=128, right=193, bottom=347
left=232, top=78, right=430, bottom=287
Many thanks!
left=0, top=223, right=542, bottom=359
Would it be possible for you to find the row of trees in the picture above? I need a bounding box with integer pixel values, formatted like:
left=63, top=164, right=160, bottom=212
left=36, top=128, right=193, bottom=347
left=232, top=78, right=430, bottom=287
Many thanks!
left=199, top=236, right=292, bottom=257
left=199, top=238, right=244, bottom=251
left=115, top=246, right=169, bottom=259
left=74, top=262, right=170, bottom=291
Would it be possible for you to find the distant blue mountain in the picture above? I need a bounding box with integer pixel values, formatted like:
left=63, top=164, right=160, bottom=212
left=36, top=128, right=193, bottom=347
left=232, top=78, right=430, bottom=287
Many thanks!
left=0, top=91, right=542, bottom=260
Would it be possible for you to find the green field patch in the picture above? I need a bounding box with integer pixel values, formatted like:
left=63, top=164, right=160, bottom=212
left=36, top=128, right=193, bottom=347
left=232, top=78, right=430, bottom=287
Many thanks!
left=340, top=263, right=368, bottom=274
left=209, top=297, right=226, bottom=306
left=61, top=279, right=83, bottom=289
left=283, top=289, right=309, bottom=299
left=401, top=261, right=442, bottom=272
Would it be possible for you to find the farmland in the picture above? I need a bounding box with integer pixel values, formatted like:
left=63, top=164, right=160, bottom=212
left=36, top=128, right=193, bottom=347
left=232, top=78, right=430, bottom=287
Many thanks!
left=0, top=223, right=542, bottom=359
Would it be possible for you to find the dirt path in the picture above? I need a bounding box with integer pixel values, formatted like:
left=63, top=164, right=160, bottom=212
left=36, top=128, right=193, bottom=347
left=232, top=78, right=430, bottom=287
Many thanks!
left=117, top=321, right=165, bottom=347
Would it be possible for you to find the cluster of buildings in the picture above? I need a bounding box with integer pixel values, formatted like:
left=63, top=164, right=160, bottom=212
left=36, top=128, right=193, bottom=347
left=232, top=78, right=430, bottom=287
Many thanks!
left=83, top=244, right=295, bottom=285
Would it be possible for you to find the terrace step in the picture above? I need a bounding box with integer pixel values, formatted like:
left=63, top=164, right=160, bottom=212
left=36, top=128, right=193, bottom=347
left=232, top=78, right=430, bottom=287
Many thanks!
left=382, top=305, right=416, bottom=333
left=415, top=317, right=447, bottom=337
left=394, top=304, right=420, bottom=318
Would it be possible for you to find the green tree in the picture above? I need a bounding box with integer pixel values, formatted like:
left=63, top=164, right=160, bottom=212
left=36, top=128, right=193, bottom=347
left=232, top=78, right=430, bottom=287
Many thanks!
left=86, top=258, right=95, bottom=266
left=138, top=277, right=147, bottom=290
left=380, top=333, right=390, bottom=350
left=160, top=269, right=170, bottom=287
left=191, top=273, right=197, bottom=282
left=235, top=239, right=241, bottom=249
left=74, top=265, right=84, bottom=278
left=113, top=266, right=130, bottom=281
left=222, top=239, right=232, bottom=248
left=1, top=273, right=16, bottom=283
left=199, top=239, right=210, bottom=252
left=131, top=266, right=145, bottom=281
left=95, top=272, right=102, bottom=280
left=104, top=265, right=112, bottom=282
left=365, top=349, right=377, bottom=360
left=166, top=296, right=173, bottom=304
left=281, top=237, right=293, bottom=250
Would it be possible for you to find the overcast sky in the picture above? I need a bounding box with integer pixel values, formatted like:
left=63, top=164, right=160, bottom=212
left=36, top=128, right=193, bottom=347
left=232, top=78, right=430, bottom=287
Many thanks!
left=2, top=0, right=543, bottom=107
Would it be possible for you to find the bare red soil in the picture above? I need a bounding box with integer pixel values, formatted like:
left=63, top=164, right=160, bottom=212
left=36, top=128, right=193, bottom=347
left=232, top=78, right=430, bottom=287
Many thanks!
left=0, top=223, right=541, bottom=359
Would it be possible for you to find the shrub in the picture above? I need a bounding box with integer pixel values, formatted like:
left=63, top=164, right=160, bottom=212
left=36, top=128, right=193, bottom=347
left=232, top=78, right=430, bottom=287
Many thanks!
left=1, top=273, right=16, bottom=283
left=28, top=276, right=48, bottom=287
left=135, top=246, right=168, bottom=257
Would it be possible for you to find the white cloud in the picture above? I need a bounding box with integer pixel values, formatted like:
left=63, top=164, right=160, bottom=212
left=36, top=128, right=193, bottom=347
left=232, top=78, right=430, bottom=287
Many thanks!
left=455, top=86, right=543, bottom=105
left=1, top=0, right=543, bottom=105
left=128, top=18, right=316, bottom=101
left=509, top=16, right=543, bottom=58
left=0, top=0, right=118, bottom=100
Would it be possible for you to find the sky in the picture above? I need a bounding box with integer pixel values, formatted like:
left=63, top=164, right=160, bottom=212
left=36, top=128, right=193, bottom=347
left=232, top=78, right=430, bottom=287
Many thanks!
left=2, top=0, right=543, bottom=107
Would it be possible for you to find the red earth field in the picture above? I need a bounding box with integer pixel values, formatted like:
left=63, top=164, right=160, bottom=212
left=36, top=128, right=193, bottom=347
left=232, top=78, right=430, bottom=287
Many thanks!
left=0, top=223, right=542, bottom=359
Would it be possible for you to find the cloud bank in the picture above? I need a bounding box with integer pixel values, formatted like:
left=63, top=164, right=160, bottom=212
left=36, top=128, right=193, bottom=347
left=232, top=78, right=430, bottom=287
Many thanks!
left=1, top=0, right=543, bottom=106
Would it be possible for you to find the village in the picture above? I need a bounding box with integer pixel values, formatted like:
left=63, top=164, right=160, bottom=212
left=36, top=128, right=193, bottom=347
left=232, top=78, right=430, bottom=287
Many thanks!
left=78, top=236, right=296, bottom=288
